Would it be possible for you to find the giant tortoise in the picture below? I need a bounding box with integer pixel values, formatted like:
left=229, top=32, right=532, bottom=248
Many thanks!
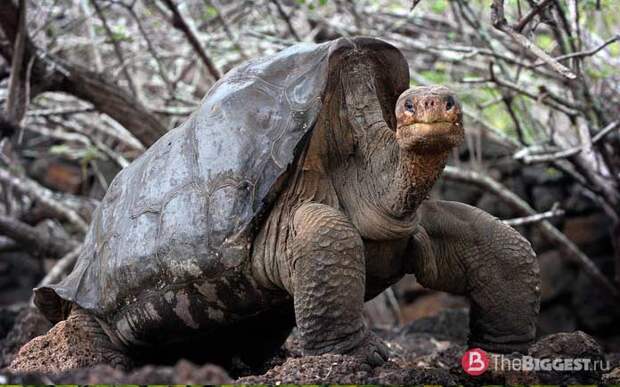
left=11, top=37, right=540, bottom=372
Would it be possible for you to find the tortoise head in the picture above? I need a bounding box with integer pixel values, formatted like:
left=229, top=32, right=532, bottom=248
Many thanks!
left=394, top=86, right=464, bottom=153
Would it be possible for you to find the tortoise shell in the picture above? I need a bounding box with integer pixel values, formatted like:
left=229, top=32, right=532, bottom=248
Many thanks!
left=34, top=37, right=409, bottom=336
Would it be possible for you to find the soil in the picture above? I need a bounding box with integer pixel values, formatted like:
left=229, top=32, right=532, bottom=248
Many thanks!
left=3, top=361, right=232, bottom=384
left=1, top=307, right=618, bottom=384
left=8, top=314, right=106, bottom=374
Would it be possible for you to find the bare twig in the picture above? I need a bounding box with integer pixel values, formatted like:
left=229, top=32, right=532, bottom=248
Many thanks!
left=5, top=0, right=29, bottom=129
left=27, top=107, right=95, bottom=117
left=208, top=0, right=248, bottom=59
left=486, top=62, right=579, bottom=116
left=503, top=203, right=565, bottom=226
left=148, top=105, right=196, bottom=116
left=527, top=34, right=620, bottom=68
left=491, top=0, right=577, bottom=79
left=161, top=0, right=221, bottom=80
left=501, top=94, right=527, bottom=145
left=115, top=0, right=175, bottom=94
left=36, top=244, right=82, bottom=289
left=33, top=117, right=130, bottom=169
left=410, top=0, right=423, bottom=11
left=0, top=0, right=167, bottom=146
left=0, top=235, right=19, bottom=252
left=0, top=167, right=89, bottom=233
left=5, top=0, right=26, bottom=106
left=0, top=215, right=78, bottom=258
left=515, top=121, right=620, bottom=164
left=513, top=0, right=555, bottom=32
left=270, top=0, right=301, bottom=41
left=79, top=0, right=103, bottom=72
left=90, top=0, right=139, bottom=98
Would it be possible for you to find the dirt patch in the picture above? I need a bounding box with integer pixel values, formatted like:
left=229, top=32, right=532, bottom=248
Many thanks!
left=0, top=308, right=611, bottom=384
left=8, top=315, right=102, bottom=373
left=237, top=354, right=370, bottom=384
left=4, top=360, right=231, bottom=384
left=236, top=353, right=457, bottom=384
left=528, top=330, right=606, bottom=384
left=603, top=367, right=620, bottom=383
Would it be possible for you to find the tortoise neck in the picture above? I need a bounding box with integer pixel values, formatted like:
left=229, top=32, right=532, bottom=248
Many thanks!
left=382, top=145, right=450, bottom=219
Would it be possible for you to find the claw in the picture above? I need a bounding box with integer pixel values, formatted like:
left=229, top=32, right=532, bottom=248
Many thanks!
left=345, top=331, right=391, bottom=367
left=376, top=340, right=390, bottom=358
left=369, top=351, right=386, bottom=366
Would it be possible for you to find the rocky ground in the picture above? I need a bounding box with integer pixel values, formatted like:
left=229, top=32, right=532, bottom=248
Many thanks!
left=1, top=305, right=619, bottom=384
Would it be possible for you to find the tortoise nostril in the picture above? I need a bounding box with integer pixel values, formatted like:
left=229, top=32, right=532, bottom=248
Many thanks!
left=445, top=95, right=455, bottom=111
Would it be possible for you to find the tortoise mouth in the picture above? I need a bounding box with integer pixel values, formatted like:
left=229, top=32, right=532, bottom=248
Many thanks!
left=397, top=121, right=455, bottom=134
left=396, top=122, right=464, bottom=151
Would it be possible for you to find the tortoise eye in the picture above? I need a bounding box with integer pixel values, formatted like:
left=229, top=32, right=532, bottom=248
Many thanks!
left=405, top=99, right=414, bottom=113
left=445, top=95, right=455, bottom=111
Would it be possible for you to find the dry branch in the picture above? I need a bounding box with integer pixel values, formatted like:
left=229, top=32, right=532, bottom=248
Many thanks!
left=90, top=0, right=139, bottom=97
left=490, top=0, right=577, bottom=79
left=209, top=0, right=248, bottom=59
left=486, top=62, right=578, bottom=116
left=526, top=34, right=620, bottom=69
left=514, top=121, right=620, bottom=164
left=513, top=0, right=555, bottom=32
left=0, top=167, right=89, bottom=233
left=270, top=0, right=301, bottom=42
left=120, top=1, right=175, bottom=94
left=36, top=244, right=81, bottom=289
left=503, top=203, right=565, bottom=226
left=0, top=215, right=78, bottom=258
left=0, top=0, right=167, bottom=147
left=161, top=0, right=221, bottom=81
left=4, top=0, right=28, bottom=127
left=0, top=235, right=18, bottom=252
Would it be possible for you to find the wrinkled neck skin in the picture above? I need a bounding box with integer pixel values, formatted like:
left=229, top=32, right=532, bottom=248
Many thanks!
left=382, top=145, right=450, bottom=219
left=331, top=117, right=449, bottom=241
left=322, top=58, right=450, bottom=241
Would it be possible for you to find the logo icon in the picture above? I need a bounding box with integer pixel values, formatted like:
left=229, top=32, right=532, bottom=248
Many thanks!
left=462, top=348, right=489, bottom=376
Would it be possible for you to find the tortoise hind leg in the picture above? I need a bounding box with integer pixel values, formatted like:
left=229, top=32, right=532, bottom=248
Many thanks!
left=9, top=305, right=132, bottom=373
left=67, top=306, right=133, bottom=370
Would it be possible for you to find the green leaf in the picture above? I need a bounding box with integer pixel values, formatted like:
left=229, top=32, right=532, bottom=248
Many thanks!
left=49, top=144, right=72, bottom=156
left=431, top=0, right=447, bottom=14
left=203, top=5, right=218, bottom=20
left=419, top=69, right=448, bottom=83
left=535, top=34, right=554, bottom=51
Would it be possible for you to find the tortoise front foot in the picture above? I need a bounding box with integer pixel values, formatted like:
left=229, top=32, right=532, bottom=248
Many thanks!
left=303, top=328, right=390, bottom=366
left=288, top=203, right=388, bottom=366
left=343, top=330, right=390, bottom=366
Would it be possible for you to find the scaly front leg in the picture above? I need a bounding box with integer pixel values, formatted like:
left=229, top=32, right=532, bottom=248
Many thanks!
left=288, top=202, right=389, bottom=366
left=407, top=200, right=540, bottom=353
